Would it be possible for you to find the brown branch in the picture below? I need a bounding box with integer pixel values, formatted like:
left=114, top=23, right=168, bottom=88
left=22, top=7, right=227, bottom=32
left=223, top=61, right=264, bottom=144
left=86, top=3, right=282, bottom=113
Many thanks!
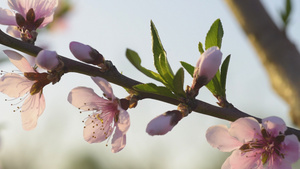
left=0, top=29, right=299, bottom=139
left=225, top=0, right=300, bottom=126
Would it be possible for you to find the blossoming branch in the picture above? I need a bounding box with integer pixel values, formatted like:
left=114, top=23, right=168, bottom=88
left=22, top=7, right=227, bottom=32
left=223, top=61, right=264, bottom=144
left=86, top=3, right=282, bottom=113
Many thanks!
left=0, top=0, right=299, bottom=168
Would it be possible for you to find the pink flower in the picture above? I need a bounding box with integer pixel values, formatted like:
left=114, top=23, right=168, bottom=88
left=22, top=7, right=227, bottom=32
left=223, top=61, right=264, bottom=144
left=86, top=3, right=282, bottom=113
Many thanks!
left=191, top=46, right=222, bottom=93
left=68, top=77, right=130, bottom=153
left=206, top=116, right=300, bottom=169
left=0, top=50, right=50, bottom=130
left=146, top=110, right=183, bottom=136
left=0, top=0, right=58, bottom=41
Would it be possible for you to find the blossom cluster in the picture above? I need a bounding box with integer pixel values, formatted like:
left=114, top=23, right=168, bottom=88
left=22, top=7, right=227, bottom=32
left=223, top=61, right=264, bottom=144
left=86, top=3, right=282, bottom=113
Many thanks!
left=206, top=117, right=300, bottom=169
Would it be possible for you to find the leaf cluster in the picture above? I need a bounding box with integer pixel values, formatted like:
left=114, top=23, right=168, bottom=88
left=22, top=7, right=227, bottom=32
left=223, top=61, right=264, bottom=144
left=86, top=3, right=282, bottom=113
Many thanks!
left=126, top=19, right=231, bottom=100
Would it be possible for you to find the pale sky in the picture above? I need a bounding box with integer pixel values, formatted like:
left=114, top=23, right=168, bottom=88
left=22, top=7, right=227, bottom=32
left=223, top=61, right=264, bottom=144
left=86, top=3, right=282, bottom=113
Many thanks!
left=0, top=0, right=300, bottom=168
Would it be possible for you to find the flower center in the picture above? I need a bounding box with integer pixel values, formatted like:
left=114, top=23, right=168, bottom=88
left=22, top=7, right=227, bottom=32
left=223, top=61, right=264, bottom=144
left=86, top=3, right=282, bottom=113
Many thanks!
left=15, top=8, right=45, bottom=43
left=239, top=128, right=285, bottom=165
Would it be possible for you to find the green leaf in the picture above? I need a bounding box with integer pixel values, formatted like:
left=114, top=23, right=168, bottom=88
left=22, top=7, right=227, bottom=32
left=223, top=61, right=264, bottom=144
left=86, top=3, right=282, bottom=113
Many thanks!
left=151, top=20, right=174, bottom=86
left=205, top=19, right=224, bottom=50
left=126, top=49, right=164, bottom=82
left=281, top=0, right=292, bottom=27
left=205, top=71, right=221, bottom=95
left=133, top=83, right=177, bottom=99
left=158, top=53, right=175, bottom=87
left=180, top=61, right=194, bottom=77
left=173, top=68, right=186, bottom=97
left=220, top=55, right=231, bottom=92
left=198, top=42, right=204, bottom=54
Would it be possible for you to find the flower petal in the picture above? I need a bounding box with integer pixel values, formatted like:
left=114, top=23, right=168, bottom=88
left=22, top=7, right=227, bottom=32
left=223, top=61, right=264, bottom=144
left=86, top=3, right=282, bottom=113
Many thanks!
left=206, top=125, right=243, bottom=152
left=8, top=0, right=58, bottom=28
left=262, top=116, right=287, bottom=136
left=40, top=14, right=54, bottom=28
left=269, top=160, right=292, bottom=169
left=91, top=77, right=115, bottom=100
left=8, top=0, right=27, bottom=16
left=0, top=8, right=17, bottom=25
left=32, top=0, right=58, bottom=27
left=0, top=73, right=33, bottom=98
left=229, top=117, right=261, bottom=143
left=83, top=113, right=113, bottom=143
left=116, top=108, right=130, bottom=133
left=111, top=127, right=126, bottom=153
left=281, top=135, right=300, bottom=164
left=6, top=26, right=21, bottom=38
left=221, top=156, right=232, bottom=169
left=68, top=87, right=108, bottom=111
left=229, top=150, right=261, bottom=169
left=3, top=50, right=34, bottom=72
left=21, top=92, right=45, bottom=130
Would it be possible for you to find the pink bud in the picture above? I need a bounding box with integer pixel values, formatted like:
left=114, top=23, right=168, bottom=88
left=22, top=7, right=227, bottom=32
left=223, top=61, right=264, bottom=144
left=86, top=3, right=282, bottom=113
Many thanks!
left=191, top=47, right=222, bottom=93
left=146, top=110, right=183, bottom=136
left=36, top=50, right=59, bottom=70
left=69, top=41, right=104, bottom=65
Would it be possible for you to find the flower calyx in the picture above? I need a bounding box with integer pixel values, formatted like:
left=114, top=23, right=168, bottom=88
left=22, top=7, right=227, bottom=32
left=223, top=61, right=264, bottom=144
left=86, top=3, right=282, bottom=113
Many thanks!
left=24, top=72, right=51, bottom=95
left=177, top=103, right=191, bottom=117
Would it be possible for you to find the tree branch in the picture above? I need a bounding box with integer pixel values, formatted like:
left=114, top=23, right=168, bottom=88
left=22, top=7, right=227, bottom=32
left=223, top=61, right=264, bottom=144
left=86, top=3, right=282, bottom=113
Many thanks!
left=225, top=0, right=300, bottom=126
left=0, top=29, right=299, bottom=139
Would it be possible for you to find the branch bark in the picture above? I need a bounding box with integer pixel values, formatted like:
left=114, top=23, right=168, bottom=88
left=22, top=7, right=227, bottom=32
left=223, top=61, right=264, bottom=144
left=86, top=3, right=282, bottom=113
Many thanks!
left=225, top=0, right=300, bottom=126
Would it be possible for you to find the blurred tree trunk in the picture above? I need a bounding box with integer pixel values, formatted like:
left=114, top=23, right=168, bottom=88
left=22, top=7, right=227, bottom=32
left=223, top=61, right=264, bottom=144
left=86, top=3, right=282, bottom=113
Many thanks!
left=225, top=0, right=300, bottom=126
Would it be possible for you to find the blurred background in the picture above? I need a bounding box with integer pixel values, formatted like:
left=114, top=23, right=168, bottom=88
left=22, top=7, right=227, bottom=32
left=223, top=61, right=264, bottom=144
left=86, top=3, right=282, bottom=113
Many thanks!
left=0, top=0, right=300, bottom=168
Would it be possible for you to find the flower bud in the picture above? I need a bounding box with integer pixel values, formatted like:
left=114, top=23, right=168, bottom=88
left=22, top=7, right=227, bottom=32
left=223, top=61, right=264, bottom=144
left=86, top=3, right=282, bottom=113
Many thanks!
left=69, top=41, right=104, bottom=65
left=146, top=110, right=183, bottom=136
left=191, top=46, right=222, bottom=94
left=36, top=50, right=59, bottom=70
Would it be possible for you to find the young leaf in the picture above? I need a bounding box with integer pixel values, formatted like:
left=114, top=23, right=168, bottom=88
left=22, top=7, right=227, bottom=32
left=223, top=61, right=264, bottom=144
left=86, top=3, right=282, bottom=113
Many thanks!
left=205, top=19, right=224, bottom=50
left=180, top=61, right=194, bottom=77
left=158, top=54, right=175, bottom=87
left=173, top=68, right=186, bottom=97
left=126, top=49, right=164, bottom=82
left=220, top=55, right=231, bottom=92
left=198, top=42, right=204, bottom=54
left=133, top=83, right=177, bottom=99
left=151, top=21, right=165, bottom=62
left=151, top=21, right=174, bottom=87
left=205, top=71, right=221, bottom=95
left=281, top=0, right=292, bottom=28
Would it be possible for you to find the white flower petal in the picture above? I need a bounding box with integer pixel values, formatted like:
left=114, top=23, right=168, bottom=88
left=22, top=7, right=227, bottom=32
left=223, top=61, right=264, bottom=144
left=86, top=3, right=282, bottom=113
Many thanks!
left=83, top=114, right=113, bottom=143
left=206, top=125, right=243, bottom=152
left=0, top=8, right=17, bottom=25
left=91, top=77, right=115, bottom=99
left=3, top=50, right=35, bottom=72
left=0, top=73, right=33, bottom=98
left=116, top=108, right=130, bottom=133
left=262, top=116, right=287, bottom=136
left=6, top=26, right=21, bottom=38
left=21, top=93, right=45, bottom=130
left=229, top=117, right=261, bottom=143
left=67, top=87, right=108, bottom=111
left=111, top=128, right=126, bottom=153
